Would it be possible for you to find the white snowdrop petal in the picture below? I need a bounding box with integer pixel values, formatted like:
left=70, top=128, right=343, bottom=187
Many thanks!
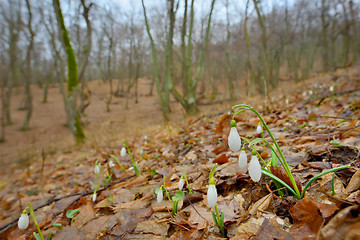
left=248, top=155, right=262, bottom=182
left=256, top=125, right=263, bottom=134
left=329, top=86, right=334, bottom=92
left=121, top=147, right=126, bottom=157
left=207, top=184, right=217, bottom=208
left=92, top=193, right=97, bottom=202
left=228, top=127, right=241, bottom=152
left=18, top=213, right=29, bottom=230
left=157, top=190, right=163, bottom=203
left=109, top=160, right=115, bottom=168
left=179, top=178, right=185, bottom=191
left=238, top=150, right=247, bottom=170
left=94, top=165, right=100, bottom=175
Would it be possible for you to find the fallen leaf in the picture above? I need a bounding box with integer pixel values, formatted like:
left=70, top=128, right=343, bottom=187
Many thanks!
left=249, top=193, right=273, bottom=216
left=269, top=166, right=303, bottom=193
left=213, top=153, right=229, bottom=164
left=253, top=218, right=294, bottom=240
left=133, top=220, right=169, bottom=236
left=52, top=226, right=87, bottom=240
left=320, top=205, right=360, bottom=240
left=346, top=168, right=360, bottom=193
left=289, top=197, right=338, bottom=239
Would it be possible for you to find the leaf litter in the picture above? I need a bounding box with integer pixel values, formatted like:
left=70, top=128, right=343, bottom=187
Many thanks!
left=1, top=68, right=360, bottom=239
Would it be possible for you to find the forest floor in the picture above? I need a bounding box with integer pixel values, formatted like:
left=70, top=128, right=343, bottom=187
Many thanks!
left=0, top=66, right=360, bottom=239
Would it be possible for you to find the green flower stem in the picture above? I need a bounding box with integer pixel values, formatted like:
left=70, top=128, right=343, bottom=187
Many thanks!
left=181, top=169, right=193, bottom=194
left=214, top=205, right=225, bottom=237
left=233, top=104, right=300, bottom=197
left=300, top=165, right=350, bottom=199
left=250, top=138, right=283, bottom=168
left=261, top=170, right=300, bottom=199
left=331, top=172, right=335, bottom=196
left=123, top=141, right=140, bottom=176
left=28, top=203, right=44, bottom=240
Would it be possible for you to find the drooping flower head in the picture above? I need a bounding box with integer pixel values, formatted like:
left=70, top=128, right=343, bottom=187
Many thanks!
left=157, top=186, right=163, bottom=203
left=109, top=160, right=115, bottom=168
left=228, top=120, right=241, bottom=152
left=18, top=209, right=29, bottom=230
left=92, top=192, right=97, bottom=202
left=248, top=149, right=262, bottom=182
left=94, top=163, right=101, bottom=175
left=178, top=176, right=184, bottom=191
left=121, top=146, right=127, bottom=157
left=207, top=178, right=217, bottom=208
left=256, top=124, right=263, bottom=135
left=238, top=146, right=247, bottom=171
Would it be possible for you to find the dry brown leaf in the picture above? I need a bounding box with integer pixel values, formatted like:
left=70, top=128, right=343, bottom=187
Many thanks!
left=133, top=220, right=169, bottom=236
left=269, top=166, right=303, bottom=193
left=213, top=153, right=229, bottom=164
left=289, top=197, right=338, bottom=239
left=320, top=205, right=360, bottom=240
left=110, top=207, right=153, bottom=236
left=346, top=168, right=360, bottom=193
left=52, top=226, right=87, bottom=240
left=187, top=206, right=212, bottom=229
left=253, top=218, right=294, bottom=240
left=73, top=203, right=95, bottom=229
left=249, top=193, right=273, bottom=216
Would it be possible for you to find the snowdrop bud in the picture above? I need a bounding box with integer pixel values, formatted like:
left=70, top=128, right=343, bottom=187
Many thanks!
left=109, top=160, right=115, bottom=168
left=207, top=179, right=217, bottom=208
left=157, top=187, right=163, bottom=203
left=329, top=85, right=334, bottom=92
left=94, top=164, right=100, bottom=175
left=228, top=120, right=241, bottom=152
left=178, top=177, right=185, bottom=190
left=238, top=149, right=247, bottom=171
left=309, top=90, right=313, bottom=95
left=256, top=124, right=263, bottom=134
left=285, top=98, right=289, bottom=105
left=121, top=147, right=126, bottom=157
left=92, top=192, right=97, bottom=202
left=18, top=211, right=29, bottom=230
left=249, top=155, right=262, bottom=182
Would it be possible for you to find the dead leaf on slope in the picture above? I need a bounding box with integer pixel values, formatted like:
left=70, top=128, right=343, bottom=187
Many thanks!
left=52, top=226, right=87, bottom=240
left=133, top=220, right=170, bottom=236
left=249, top=193, right=273, bottom=216
left=253, top=218, right=294, bottom=240
left=320, top=205, right=360, bottom=240
left=110, top=207, right=153, bottom=236
left=289, top=197, right=338, bottom=239
left=346, top=168, right=360, bottom=193
left=187, top=205, right=212, bottom=229
left=269, top=166, right=303, bottom=193
left=73, top=203, right=95, bottom=228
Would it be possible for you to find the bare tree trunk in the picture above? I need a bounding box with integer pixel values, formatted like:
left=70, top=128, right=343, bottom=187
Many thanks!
left=225, top=0, right=234, bottom=101
left=22, top=0, right=35, bottom=131
left=79, top=0, right=93, bottom=113
left=53, top=0, right=86, bottom=143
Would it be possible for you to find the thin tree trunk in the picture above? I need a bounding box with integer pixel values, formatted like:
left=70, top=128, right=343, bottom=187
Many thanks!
left=53, top=0, right=86, bottom=143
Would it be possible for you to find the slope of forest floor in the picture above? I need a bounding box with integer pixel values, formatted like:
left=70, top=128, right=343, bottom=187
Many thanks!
left=0, top=66, right=360, bottom=239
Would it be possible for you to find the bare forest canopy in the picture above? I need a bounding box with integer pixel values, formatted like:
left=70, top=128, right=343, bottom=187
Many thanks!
left=0, top=0, right=360, bottom=142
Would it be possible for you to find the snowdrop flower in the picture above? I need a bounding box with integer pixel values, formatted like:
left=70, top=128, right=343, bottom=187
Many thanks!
left=302, top=91, right=306, bottom=97
left=248, top=153, right=262, bottom=182
left=238, top=148, right=247, bottom=171
left=92, top=192, right=97, bottom=202
left=157, top=187, right=163, bottom=203
left=285, top=98, right=289, bottom=105
left=207, top=178, right=217, bottom=208
left=228, top=120, right=241, bottom=152
left=18, top=210, right=29, bottom=230
left=109, top=160, right=115, bottom=168
left=178, top=177, right=185, bottom=191
left=329, top=85, right=334, bottom=92
left=121, top=146, right=126, bottom=157
left=94, top=164, right=100, bottom=175
left=140, top=147, right=144, bottom=156
left=309, top=90, right=313, bottom=95
left=256, top=124, right=263, bottom=134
